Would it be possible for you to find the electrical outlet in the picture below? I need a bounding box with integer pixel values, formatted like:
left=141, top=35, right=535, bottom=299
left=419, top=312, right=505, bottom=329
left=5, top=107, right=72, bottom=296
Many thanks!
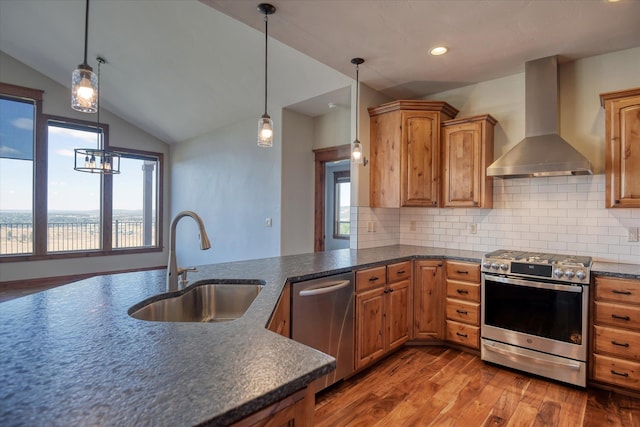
left=470, top=223, right=478, bottom=234
left=265, top=218, right=272, bottom=228
left=629, top=227, right=639, bottom=242
left=409, top=221, right=416, bottom=231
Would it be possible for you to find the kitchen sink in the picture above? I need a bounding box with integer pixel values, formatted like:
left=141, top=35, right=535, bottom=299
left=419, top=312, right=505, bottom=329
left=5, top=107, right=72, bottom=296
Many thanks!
left=129, top=280, right=264, bottom=323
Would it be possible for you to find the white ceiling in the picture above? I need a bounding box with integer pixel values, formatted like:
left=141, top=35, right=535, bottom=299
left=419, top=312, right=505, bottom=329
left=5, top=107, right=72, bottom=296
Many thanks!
left=2, top=0, right=639, bottom=145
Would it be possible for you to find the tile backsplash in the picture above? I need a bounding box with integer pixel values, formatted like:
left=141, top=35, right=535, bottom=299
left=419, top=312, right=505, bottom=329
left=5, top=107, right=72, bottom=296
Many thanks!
left=353, top=175, right=640, bottom=264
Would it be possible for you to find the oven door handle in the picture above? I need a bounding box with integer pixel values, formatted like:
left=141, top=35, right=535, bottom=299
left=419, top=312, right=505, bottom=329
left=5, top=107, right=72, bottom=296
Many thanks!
left=483, top=341, right=582, bottom=371
left=483, top=274, right=583, bottom=293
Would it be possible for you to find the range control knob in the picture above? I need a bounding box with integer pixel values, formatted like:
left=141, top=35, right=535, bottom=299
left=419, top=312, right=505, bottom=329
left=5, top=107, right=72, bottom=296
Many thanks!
left=482, top=262, right=492, bottom=269
left=564, top=269, right=575, bottom=279
left=491, top=262, right=500, bottom=270
left=500, top=263, right=509, bottom=271
left=576, top=270, right=587, bottom=281
left=553, top=268, right=564, bottom=278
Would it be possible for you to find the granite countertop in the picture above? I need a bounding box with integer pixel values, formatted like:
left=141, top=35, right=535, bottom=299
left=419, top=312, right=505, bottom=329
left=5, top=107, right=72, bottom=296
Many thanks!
left=0, top=245, right=636, bottom=426
left=0, top=245, right=479, bottom=426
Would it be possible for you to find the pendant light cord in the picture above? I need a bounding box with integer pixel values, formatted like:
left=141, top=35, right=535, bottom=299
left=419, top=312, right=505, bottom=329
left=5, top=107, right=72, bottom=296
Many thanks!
left=83, top=0, right=90, bottom=66
left=264, top=14, right=268, bottom=116
left=355, top=63, right=359, bottom=141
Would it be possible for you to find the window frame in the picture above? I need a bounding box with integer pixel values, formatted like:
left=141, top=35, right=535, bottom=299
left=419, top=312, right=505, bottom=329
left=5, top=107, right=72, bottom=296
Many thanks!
left=0, top=82, right=163, bottom=262
left=332, top=170, right=350, bottom=240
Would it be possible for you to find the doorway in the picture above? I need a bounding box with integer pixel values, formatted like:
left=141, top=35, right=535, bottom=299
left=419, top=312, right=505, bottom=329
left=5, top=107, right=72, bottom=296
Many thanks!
left=313, top=145, right=350, bottom=252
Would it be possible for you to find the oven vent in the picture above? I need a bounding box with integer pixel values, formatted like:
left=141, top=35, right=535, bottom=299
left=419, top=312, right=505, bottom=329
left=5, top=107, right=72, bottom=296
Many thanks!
left=486, top=56, right=593, bottom=178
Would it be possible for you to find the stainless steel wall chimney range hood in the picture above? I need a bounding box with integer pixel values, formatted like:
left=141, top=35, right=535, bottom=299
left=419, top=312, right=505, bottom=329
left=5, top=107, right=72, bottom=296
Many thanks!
left=487, top=56, right=593, bottom=178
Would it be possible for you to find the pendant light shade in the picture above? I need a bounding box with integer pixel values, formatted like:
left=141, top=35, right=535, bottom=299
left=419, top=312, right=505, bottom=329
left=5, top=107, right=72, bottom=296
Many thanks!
left=71, top=0, right=98, bottom=113
left=351, top=58, right=366, bottom=165
left=74, top=57, right=121, bottom=174
left=257, top=3, right=276, bottom=147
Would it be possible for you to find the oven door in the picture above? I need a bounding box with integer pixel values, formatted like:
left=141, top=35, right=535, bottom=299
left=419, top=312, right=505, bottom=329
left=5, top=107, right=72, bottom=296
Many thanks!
left=481, top=273, right=588, bottom=362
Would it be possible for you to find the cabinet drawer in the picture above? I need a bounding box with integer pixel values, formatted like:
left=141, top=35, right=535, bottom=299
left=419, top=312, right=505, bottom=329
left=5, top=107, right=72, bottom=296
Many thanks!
left=446, top=280, right=480, bottom=302
left=387, top=261, right=411, bottom=283
left=445, top=320, right=479, bottom=349
left=595, top=277, right=640, bottom=305
left=594, top=301, right=640, bottom=331
left=356, top=266, right=387, bottom=292
left=446, top=298, right=480, bottom=325
left=593, top=353, right=640, bottom=391
left=446, top=261, right=480, bottom=283
left=594, top=325, right=640, bottom=361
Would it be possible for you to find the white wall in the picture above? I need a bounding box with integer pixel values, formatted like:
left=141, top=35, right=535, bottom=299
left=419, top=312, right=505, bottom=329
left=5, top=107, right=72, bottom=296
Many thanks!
left=170, top=115, right=281, bottom=266
left=281, top=109, right=315, bottom=256
left=313, top=105, right=351, bottom=150
left=356, top=47, right=640, bottom=264
left=0, top=52, right=171, bottom=282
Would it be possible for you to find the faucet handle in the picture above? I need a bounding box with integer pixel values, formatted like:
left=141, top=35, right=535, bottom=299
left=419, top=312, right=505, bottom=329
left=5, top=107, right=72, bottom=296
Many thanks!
left=178, top=267, right=198, bottom=286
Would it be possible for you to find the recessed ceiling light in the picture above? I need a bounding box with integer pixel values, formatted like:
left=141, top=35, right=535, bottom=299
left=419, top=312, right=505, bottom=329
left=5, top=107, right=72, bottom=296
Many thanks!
left=429, top=46, right=448, bottom=56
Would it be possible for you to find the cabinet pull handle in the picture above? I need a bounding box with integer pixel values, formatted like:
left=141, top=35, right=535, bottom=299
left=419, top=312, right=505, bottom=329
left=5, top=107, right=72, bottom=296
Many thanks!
left=456, top=270, right=469, bottom=275
left=397, top=270, right=406, bottom=274
left=610, top=370, right=629, bottom=377
left=456, top=309, right=468, bottom=315
left=611, top=314, right=631, bottom=321
left=456, top=332, right=468, bottom=338
left=456, top=289, right=469, bottom=295
left=388, top=288, right=394, bottom=293
left=611, top=289, right=632, bottom=295
left=369, top=276, right=379, bottom=282
left=438, top=263, right=443, bottom=267
left=611, top=341, right=630, bottom=348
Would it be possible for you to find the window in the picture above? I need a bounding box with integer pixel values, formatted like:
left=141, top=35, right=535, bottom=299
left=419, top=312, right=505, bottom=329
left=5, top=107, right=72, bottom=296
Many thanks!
left=333, top=171, right=350, bottom=239
left=0, top=82, right=163, bottom=261
left=0, top=88, right=40, bottom=256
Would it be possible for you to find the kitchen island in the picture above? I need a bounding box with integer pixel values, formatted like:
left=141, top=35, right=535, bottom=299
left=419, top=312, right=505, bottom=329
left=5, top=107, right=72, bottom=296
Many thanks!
left=0, top=245, right=637, bottom=426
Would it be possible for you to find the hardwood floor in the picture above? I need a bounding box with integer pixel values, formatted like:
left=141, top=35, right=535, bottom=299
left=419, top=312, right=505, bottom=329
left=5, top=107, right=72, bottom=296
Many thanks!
left=314, top=346, right=640, bottom=427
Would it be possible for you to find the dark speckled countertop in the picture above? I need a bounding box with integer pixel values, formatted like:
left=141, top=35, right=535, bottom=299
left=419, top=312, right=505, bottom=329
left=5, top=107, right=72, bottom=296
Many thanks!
left=0, top=245, right=637, bottom=426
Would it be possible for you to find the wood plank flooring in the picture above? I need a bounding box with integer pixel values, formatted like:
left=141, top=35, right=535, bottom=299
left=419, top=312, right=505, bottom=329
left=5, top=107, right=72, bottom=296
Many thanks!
left=314, top=346, right=640, bottom=427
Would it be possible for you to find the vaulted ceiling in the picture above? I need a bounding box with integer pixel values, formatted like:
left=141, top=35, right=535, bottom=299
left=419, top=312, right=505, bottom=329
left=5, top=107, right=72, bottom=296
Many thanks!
left=2, top=0, right=639, bottom=145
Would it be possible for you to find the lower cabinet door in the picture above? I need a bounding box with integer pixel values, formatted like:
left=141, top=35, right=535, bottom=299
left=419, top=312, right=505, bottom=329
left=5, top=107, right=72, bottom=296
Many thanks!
left=386, top=279, right=411, bottom=351
left=355, top=288, right=386, bottom=369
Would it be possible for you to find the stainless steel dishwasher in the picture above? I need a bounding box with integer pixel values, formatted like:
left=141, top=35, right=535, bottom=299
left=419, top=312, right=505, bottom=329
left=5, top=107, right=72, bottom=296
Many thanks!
left=291, top=272, right=354, bottom=391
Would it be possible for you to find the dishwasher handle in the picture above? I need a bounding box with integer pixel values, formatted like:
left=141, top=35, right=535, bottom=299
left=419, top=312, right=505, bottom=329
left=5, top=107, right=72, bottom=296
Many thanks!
left=298, top=280, right=351, bottom=297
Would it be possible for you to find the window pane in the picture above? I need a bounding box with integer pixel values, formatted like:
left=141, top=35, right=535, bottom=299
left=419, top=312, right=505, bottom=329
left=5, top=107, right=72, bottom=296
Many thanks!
left=0, top=97, right=35, bottom=255
left=334, top=175, right=350, bottom=239
left=112, top=156, right=158, bottom=248
left=47, top=123, right=101, bottom=252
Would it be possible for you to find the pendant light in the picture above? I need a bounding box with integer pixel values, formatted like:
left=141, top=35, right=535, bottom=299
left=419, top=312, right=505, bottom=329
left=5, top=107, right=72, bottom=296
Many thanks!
left=71, top=0, right=98, bottom=113
left=74, top=57, right=121, bottom=174
left=351, top=58, right=367, bottom=165
left=257, top=3, right=276, bottom=147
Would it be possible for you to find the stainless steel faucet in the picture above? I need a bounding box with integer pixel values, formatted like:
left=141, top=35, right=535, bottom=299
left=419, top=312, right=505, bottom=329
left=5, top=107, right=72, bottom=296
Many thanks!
left=167, top=211, right=211, bottom=291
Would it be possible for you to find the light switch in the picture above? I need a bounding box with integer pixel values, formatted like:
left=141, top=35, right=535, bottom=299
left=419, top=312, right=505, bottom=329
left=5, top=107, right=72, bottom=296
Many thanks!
left=265, top=218, right=272, bottom=227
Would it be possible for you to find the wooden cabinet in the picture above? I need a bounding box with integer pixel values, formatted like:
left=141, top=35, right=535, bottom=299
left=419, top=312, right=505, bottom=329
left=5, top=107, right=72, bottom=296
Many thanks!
left=591, top=276, right=640, bottom=392
left=441, top=115, right=496, bottom=208
left=267, top=282, right=290, bottom=338
left=231, top=385, right=314, bottom=427
left=413, top=259, right=445, bottom=341
left=355, top=261, right=411, bottom=369
left=368, top=100, right=458, bottom=208
left=444, top=261, right=481, bottom=350
left=599, top=88, right=640, bottom=208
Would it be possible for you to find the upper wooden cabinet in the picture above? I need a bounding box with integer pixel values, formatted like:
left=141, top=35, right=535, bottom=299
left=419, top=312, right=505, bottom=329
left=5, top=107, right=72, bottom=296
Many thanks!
left=368, top=100, right=459, bottom=208
left=441, top=115, right=497, bottom=208
left=600, top=88, right=640, bottom=208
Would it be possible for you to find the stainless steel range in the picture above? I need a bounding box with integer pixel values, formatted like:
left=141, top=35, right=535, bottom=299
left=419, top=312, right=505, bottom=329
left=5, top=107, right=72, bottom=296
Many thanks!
left=480, top=249, right=592, bottom=387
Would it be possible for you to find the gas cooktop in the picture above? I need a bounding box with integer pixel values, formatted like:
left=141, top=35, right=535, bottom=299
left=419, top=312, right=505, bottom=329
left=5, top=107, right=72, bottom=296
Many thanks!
left=482, top=249, right=592, bottom=284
